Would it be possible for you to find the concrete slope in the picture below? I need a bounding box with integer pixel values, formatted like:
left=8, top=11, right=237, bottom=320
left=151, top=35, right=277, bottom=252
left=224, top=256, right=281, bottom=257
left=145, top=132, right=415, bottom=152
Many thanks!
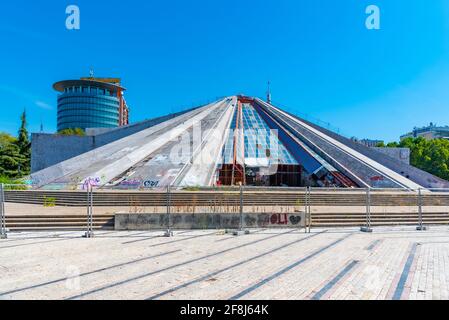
left=256, top=99, right=424, bottom=189
left=67, top=99, right=228, bottom=189
left=288, top=116, right=449, bottom=189
left=107, top=97, right=235, bottom=188
left=30, top=100, right=226, bottom=189
left=176, top=97, right=237, bottom=187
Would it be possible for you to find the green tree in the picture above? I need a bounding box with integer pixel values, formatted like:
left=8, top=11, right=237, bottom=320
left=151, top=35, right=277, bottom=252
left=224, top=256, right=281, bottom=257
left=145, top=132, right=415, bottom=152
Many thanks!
left=383, top=137, right=449, bottom=181
left=0, top=111, right=32, bottom=179
left=0, top=132, right=16, bottom=149
left=386, top=141, right=399, bottom=148
left=0, top=141, right=27, bottom=178
left=15, top=110, right=31, bottom=176
left=0, top=132, right=17, bottom=178
left=58, top=128, right=85, bottom=136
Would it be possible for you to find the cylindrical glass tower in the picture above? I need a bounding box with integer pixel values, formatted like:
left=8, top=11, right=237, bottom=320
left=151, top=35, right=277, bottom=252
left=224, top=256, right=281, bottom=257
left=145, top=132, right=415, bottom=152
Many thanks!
left=53, top=79, right=128, bottom=131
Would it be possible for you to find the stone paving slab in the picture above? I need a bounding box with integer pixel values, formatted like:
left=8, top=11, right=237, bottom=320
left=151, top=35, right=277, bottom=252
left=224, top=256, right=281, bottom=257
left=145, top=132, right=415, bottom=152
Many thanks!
left=0, top=227, right=448, bottom=300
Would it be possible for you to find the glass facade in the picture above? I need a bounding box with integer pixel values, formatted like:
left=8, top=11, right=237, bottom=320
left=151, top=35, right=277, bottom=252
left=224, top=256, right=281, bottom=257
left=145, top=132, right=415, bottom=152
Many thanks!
left=56, top=83, right=120, bottom=131
left=222, top=103, right=298, bottom=165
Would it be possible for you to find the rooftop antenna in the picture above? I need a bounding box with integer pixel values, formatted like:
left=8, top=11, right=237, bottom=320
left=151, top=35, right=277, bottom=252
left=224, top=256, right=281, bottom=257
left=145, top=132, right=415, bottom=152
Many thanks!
left=266, top=81, right=272, bottom=104
left=40, top=117, right=44, bottom=133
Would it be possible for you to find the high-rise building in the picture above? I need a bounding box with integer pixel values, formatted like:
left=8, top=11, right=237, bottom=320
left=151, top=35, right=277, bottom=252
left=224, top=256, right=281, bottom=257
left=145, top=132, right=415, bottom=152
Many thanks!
left=401, top=123, right=449, bottom=140
left=356, top=139, right=384, bottom=148
left=53, top=77, right=129, bottom=132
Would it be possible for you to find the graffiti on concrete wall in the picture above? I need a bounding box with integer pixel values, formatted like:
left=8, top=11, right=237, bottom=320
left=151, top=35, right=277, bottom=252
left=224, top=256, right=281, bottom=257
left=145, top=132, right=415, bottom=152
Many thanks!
left=82, top=177, right=101, bottom=190
left=143, top=180, right=160, bottom=188
left=119, top=179, right=142, bottom=188
left=115, top=212, right=306, bottom=230
left=259, top=213, right=304, bottom=227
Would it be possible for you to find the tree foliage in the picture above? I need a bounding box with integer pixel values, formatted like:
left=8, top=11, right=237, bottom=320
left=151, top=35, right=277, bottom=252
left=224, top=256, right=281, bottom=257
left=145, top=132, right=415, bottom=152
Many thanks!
left=383, top=137, right=449, bottom=181
left=17, top=110, right=31, bottom=175
left=58, top=128, right=85, bottom=136
left=0, top=137, right=28, bottom=178
left=0, top=111, right=31, bottom=179
left=0, top=132, right=16, bottom=149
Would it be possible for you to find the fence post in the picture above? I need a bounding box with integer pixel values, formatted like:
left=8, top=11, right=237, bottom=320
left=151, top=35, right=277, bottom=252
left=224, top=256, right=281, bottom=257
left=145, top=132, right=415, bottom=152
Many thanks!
left=84, top=185, right=94, bottom=238
left=305, top=187, right=311, bottom=233
left=304, top=187, right=308, bottom=234
left=361, top=187, right=373, bottom=233
left=164, top=185, right=173, bottom=237
left=416, top=188, right=427, bottom=231
left=90, top=185, right=94, bottom=237
left=240, top=184, right=243, bottom=231
left=308, top=187, right=312, bottom=233
left=233, top=183, right=248, bottom=236
left=0, top=183, right=7, bottom=239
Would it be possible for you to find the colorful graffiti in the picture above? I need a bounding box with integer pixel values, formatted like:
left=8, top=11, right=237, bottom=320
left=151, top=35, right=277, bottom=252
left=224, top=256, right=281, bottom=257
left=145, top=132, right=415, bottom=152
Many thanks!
left=116, top=212, right=306, bottom=230
left=270, top=213, right=289, bottom=225
left=119, top=179, right=142, bottom=188
left=82, top=177, right=101, bottom=190
left=269, top=213, right=302, bottom=226
left=143, top=180, right=160, bottom=188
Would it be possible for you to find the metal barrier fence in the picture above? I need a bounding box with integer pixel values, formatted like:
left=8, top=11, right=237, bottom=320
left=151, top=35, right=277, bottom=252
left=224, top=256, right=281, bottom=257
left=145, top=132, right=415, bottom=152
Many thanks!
left=1, top=184, right=7, bottom=239
left=1, top=184, right=449, bottom=239
left=1, top=182, right=100, bottom=239
left=84, top=184, right=94, bottom=238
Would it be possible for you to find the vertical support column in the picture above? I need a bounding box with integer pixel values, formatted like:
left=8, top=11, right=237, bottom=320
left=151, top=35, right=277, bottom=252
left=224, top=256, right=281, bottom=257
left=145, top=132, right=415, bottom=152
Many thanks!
left=164, top=185, right=173, bottom=237
left=118, top=89, right=124, bottom=126
left=0, top=183, right=7, bottom=239
left=84, top=185, right=94, bottom=238
left=361, top=187, right=373, bottom=233
left=231, top=100, right=246, bottom=186
left=416, top=188, right=427, bottom=231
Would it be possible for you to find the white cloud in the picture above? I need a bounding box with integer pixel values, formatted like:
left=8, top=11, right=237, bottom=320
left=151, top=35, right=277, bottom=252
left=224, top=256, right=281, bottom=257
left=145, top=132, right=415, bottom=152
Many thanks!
left=35, top=101, right=53, bottom=110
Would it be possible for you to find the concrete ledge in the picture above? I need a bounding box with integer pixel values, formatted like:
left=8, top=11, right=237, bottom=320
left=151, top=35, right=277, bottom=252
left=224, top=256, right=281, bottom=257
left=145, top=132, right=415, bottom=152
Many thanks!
left=114, top=212, right=306, bottom=230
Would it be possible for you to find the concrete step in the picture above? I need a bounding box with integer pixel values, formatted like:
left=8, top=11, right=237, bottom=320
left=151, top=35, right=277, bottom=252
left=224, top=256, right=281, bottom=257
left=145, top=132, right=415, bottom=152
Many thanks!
left=4, top=215, right=114, bottom=219
left=6, top=226, right=113, bottom=231
left=4, top=215, right=114, bottom=231
left=311, top=214, right=449, bottom=218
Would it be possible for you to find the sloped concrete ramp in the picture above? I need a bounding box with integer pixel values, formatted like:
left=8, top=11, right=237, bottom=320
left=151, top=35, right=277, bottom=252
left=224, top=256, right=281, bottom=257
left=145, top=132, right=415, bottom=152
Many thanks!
left=31, top=98, right=232, bottom=189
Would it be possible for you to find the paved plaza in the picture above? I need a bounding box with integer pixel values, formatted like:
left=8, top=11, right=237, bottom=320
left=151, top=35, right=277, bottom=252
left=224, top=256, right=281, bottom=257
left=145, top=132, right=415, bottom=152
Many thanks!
left=0, top=226, right=448, bottom=300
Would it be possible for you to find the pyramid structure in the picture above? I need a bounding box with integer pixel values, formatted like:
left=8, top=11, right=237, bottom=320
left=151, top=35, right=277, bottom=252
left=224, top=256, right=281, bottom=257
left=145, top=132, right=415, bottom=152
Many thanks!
left=30, top=96, right=449, bottom=190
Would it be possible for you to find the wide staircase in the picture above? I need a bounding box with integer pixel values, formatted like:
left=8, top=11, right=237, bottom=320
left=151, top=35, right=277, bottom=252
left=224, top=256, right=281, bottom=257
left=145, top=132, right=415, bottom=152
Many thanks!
left=310, top=212, right=449, bottom=228
left=4, top=190, right=449, bottom=229
left=5, top=190, right=449, bottom=207
left=4, top=214, right=114, bottom=231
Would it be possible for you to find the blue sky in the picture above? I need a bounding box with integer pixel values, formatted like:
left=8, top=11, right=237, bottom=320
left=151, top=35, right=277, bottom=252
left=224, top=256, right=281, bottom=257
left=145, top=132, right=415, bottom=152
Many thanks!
left=1, top=0, right=449, bottom=142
